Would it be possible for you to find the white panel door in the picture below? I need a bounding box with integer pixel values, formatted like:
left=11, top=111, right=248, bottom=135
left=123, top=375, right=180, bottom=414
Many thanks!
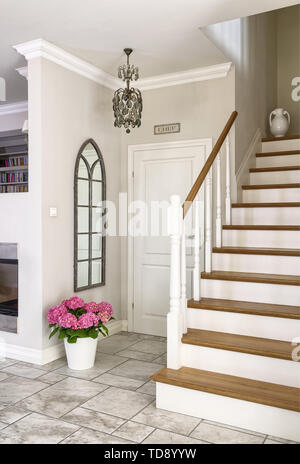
left=132, top=141, right=210, bottom=336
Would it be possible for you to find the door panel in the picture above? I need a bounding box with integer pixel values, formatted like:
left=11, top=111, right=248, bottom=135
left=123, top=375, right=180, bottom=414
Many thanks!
left=132, top=142, right=210, bottom=336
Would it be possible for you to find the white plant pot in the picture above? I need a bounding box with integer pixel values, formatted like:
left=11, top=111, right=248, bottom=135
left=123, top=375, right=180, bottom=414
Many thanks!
left=64, top=337, right=98, bottom=370
left=269, top=108, right=290, bottom=137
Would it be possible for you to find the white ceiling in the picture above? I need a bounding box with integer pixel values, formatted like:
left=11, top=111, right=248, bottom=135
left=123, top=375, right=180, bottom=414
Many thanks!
left=0, top=0, right=298, bottom=103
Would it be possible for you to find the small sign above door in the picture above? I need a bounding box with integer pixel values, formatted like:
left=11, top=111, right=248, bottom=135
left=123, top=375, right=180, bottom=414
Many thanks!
left=154, top=123, right=180, bottom=135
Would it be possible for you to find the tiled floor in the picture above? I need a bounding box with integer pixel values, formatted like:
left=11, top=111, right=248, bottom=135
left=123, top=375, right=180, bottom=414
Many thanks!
left=0, top=331, right=297, bottom=444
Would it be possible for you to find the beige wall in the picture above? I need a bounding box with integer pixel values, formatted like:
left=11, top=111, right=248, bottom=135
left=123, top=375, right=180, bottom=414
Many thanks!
left=276, top=4, right=300, bottom=135
left=120, top=71, right=236, bottom=320
left=40, top=59, right=122, bottom=350
left=204, top=12, right=278, bottom=170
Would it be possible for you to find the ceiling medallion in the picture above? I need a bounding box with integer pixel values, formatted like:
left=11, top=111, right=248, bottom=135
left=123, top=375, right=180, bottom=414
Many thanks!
left=112, top=48, right=142, bottom=134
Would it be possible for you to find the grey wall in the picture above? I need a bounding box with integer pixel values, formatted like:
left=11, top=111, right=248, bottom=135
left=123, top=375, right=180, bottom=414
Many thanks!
left=276, top=4, right=300, bottom=134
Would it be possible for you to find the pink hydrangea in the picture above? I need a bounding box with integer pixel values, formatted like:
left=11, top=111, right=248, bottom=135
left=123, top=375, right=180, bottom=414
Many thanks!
left=63, top=296, right=85, bottom=310
left=78, top=312, right=98, bottom=329
left=47, top=304, right=67, bottom=325
left=84, top=301, right=100, bottom=313
left=98, top=302, right=113, bottom=316
left=58, top=312, right=78, bottom=329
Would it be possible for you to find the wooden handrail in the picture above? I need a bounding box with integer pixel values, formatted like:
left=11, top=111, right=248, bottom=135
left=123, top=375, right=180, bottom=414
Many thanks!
left=183, top=111, right=238, bottom=218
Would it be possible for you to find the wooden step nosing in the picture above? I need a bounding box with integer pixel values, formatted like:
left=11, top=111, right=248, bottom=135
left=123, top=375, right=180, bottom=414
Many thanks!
left=250, top=166, right=300, bottom=173
left=256, top=150, right=300, bottom=157
left=232, top=202, right=300, bottom=208
left=187, top=298, right=300, bottom=320
left=223, top=225, right=300, bottom=230
left=242, top=183, right=300, bottom=190
left=262, top=135, right=300, bottom=142
left=212, top=247, right=300, bottom=257
left=201, top=271, right=300, bottom=286
left=182, top=336, right=292, bottom=361
left=151, top=367, right=300, bottom=412
left=182, top=329, right=297, bottom=362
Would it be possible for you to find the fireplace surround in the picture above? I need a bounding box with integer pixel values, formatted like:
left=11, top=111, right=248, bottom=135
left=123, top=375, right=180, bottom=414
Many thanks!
left=0, top=243, right=18, bottom=333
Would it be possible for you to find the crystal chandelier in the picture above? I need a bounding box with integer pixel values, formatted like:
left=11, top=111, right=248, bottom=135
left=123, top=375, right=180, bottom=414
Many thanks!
left=112, top=48, right=142, bottom=134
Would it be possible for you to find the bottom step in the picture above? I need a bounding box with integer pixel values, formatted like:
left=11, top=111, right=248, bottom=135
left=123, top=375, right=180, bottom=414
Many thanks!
left=152, top=367, right=300, bottom=442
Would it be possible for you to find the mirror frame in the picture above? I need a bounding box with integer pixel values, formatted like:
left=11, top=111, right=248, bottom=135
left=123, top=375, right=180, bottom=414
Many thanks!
left=74, top=138, right=106, bottom=292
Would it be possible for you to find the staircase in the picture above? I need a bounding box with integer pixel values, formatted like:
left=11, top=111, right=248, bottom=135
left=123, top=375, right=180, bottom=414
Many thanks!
left=152, top=122, right=300, bottom=442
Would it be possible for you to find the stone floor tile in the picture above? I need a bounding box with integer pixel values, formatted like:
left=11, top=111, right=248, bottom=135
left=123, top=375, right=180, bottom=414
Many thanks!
left=132, top=402, right=200, bottom=435
left=190, top=422, right=265, bottom=444
left=142, top=429, right=207, bottom=444
left=62, top=407, right=125, bottom=434
left=92, top=372, right=144, bottom=390
left=61, top=427, right=135, bottom=444
left=82, top=386, right=154, bottom=419
left=109, top=359, right=163, bottom=381
left=113, top=420, right=154, bottom=443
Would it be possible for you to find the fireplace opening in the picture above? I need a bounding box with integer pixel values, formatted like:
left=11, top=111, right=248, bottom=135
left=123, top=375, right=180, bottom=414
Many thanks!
left=0, top=243, right=18, bottom=333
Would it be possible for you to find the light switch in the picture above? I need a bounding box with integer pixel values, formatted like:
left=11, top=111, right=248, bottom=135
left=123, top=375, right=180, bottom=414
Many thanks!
left=50, top=207, right=57, bottom=217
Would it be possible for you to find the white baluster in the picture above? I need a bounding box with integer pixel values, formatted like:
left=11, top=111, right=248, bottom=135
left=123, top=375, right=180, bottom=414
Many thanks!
left=167, top=194, right=183, bottom=369
left=216, top=152, right=222, bottom=248
left=205, top=167, right=212, bottom=273
left=193, top=199, right=200, bottom=301
left=181, top=221, right=187, bottom=333
left=225, top=136, right=231, bottom=225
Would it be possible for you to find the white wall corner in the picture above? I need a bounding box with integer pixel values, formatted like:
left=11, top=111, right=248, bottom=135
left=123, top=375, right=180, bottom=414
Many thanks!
left=0, top=100, right=28, bottom=116
left=16, top=66, right=28, bottom=79
left=236, top=128, right=262, bottom=201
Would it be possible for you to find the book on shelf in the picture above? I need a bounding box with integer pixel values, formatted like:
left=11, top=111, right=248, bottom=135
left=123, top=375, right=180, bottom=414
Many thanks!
left=0, top=171, right=28, bottom=184
left=0, top=155, right=28, bottom=168
left=0, top=185, right=28, bottom=193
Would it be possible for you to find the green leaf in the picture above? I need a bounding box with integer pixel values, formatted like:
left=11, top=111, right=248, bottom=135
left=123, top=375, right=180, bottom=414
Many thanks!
left=49, top=327, right=59, bottom=339
left=67, top=336, right=77, bottom=344
left=58, top=329, right=67, bottom=339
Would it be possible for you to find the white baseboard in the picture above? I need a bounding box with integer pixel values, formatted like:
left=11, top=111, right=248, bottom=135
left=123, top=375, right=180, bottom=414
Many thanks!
left=1, top=319, right=128, bottom=365
left=236, top=128, right=261, bottom=201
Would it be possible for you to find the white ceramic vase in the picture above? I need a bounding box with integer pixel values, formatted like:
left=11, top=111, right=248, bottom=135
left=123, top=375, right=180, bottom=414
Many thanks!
left=64, top=337, right=98, bottom=370
left=269, top=108, right=290, bottom=137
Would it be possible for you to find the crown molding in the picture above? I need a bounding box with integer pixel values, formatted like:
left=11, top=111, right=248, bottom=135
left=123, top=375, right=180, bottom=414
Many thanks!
left=13, top=39, right=119, bottom=90
left=13, top=39, right=232, bottom=92
left=0, top=100, right=28, bottom=116
left=16, top=66, right=28, bottom=79
left=138, top=62, right=232, bottom=91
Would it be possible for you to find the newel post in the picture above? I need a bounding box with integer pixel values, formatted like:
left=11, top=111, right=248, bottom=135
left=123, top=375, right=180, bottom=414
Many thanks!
left=167, top=194, right=183, bottom=369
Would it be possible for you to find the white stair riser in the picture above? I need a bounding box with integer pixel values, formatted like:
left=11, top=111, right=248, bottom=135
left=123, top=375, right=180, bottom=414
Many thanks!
left=212, top=252, right=300, bottom=275
left=232, top=207, right=300, bottom=225
left=262, top=139, right=300, bottom=153
left=182, top=344, right=300, bottom=388
left=243, top=188, right=300, bottom=203
left=250, top=170, right=300, bottom=185
left=156, top=383, right=300, bottom=442
left=256, top=154, right=300, bottom=168
left=201, top=279, right=299, bottom=305
left=187, top=308, right=300, bottom=341
left=223, top=229, right=300, bottom=248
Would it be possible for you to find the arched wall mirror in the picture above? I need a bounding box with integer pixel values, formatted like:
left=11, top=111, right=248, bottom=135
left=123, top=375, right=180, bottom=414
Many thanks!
left=74, top=139, right=106, bottom=291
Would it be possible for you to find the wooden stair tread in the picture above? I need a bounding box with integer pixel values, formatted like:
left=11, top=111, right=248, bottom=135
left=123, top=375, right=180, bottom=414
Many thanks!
left=151, top=366, right=300, bottom=412
left=232, top=202, right=300, bottom=208
left=250, top=166, right=300, bottom=173
left=201, top=270, right=300, bottom=286
left=242, top=183, right=300, bottom=190
left=213, top=246, right=300, bottom=256
left=262, top=135, right=300, bottom=142
left=223, top=225, right=300, bottom=230
left=256, top=150, right=300, bottom=157
left=182, top=328, right=298, bottom=361
left=187, top=297, right=300, bottom=319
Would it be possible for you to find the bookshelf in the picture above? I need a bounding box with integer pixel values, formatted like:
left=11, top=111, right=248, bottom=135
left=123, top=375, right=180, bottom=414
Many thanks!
left=0, top=129, right=28, bottom=193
